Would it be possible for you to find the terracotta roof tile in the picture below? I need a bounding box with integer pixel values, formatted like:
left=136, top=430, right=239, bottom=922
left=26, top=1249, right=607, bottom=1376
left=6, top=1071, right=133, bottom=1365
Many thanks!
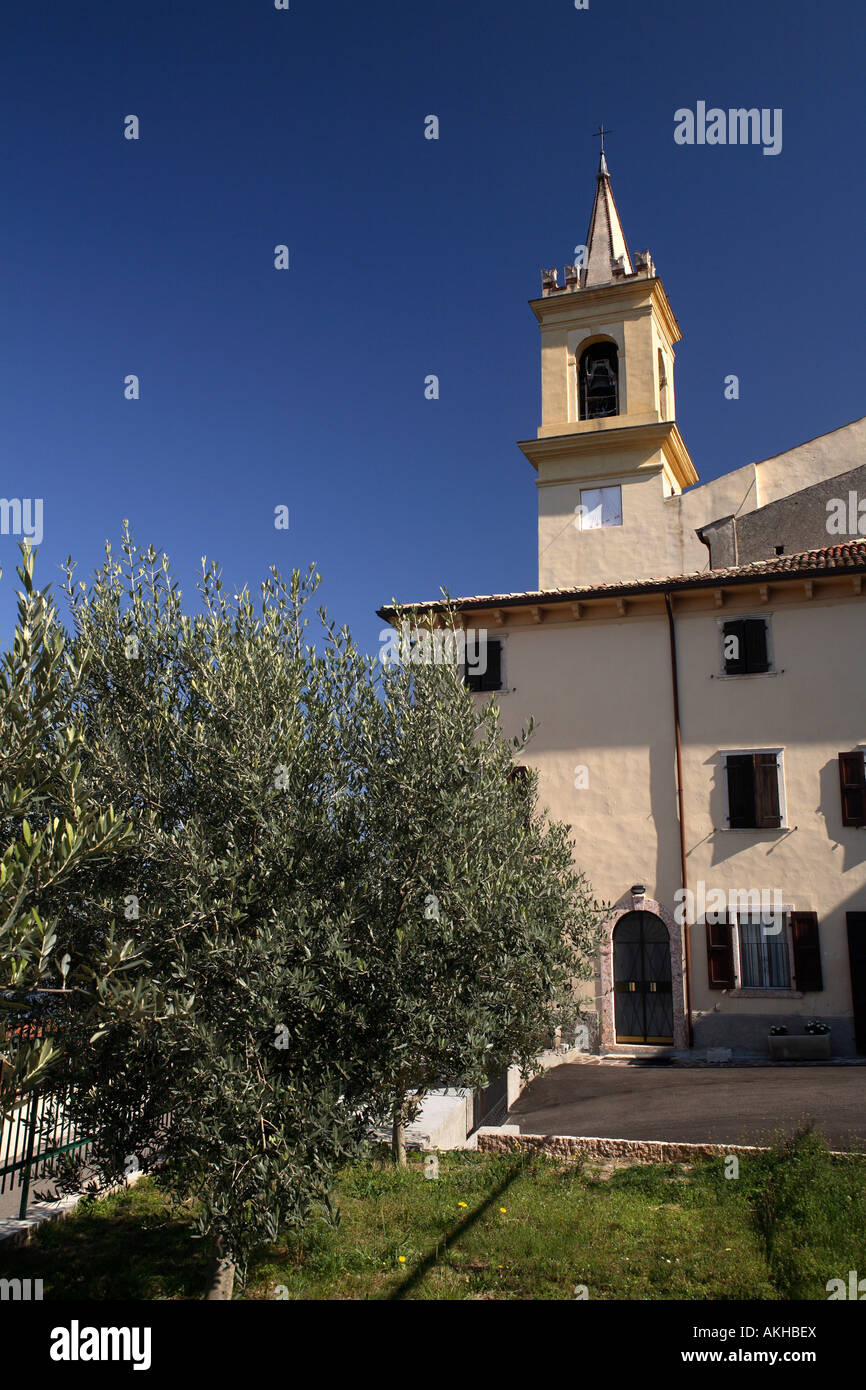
left=378, top=542, right=866, bottom=618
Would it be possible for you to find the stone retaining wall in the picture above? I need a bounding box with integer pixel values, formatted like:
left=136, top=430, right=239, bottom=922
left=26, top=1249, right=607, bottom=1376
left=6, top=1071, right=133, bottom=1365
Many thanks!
left=476, top=1130, right=858, bottom=1163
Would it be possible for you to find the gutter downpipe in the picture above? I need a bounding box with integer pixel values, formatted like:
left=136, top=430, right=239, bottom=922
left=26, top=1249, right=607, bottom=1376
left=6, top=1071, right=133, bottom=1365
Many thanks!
left=665, top=592, right=693, bottom=1048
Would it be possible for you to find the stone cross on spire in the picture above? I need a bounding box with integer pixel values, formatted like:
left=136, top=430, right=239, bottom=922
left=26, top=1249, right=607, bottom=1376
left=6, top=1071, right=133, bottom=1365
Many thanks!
left=593, top=123, right=612, bottom=172
left=582, top=129, right=633, bottom=287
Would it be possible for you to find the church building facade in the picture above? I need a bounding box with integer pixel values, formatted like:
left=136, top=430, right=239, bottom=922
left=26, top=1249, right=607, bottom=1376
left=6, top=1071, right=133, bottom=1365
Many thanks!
left=381, top=153, right=866, bottom=1057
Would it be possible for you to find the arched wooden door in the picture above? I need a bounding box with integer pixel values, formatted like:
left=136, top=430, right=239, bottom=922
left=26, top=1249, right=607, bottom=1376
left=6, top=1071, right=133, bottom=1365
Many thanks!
left=613, top=911, right=674, bottom=1044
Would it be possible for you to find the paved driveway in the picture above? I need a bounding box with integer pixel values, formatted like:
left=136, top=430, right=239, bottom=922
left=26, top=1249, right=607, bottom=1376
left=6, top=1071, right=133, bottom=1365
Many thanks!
left=508, top=1064, right=866, bottom=1151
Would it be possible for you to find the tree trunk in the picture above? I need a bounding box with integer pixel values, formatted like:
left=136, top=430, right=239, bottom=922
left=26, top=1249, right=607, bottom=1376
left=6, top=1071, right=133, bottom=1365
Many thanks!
left=205, top=1234, right=236, bottom=1300
left=391, top=1095, right=407, bottom=1167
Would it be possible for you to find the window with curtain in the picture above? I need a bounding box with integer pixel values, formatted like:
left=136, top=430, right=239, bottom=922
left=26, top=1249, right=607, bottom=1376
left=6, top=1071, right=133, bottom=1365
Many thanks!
left=738, top=914, right=791, bottom=988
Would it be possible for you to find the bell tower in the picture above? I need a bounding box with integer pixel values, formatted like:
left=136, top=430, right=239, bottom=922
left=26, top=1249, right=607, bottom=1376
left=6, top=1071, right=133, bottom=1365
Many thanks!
left=520, top=141, right=698, bottom=590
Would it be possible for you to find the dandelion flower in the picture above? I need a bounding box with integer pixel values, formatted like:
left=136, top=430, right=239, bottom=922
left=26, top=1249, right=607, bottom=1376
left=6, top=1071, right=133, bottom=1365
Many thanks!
left=398, top=1256, right=406, bottom=1264
left=458, top=1201, right=467, bottom=1208
left=499, top=1207, right=507, bottom=1213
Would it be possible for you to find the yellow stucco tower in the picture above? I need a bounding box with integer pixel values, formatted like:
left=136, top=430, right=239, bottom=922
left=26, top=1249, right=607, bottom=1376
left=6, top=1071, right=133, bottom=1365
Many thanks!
left=520, top=146, right=698, bottom=591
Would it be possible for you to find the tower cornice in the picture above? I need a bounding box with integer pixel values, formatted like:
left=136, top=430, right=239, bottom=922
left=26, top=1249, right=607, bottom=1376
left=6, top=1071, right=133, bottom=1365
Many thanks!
left=529, top=275, right=682, bottom=348
left=518, top=419, right=698, bottom=490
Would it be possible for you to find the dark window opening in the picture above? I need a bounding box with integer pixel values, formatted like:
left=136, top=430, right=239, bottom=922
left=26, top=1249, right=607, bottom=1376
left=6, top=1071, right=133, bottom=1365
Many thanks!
left=726, top=752, right=782, bottom=829
left=464, top=638, right=503, bottom=693
left=723, top=618, right=770, bottom=675
left=579, top=343, right=619, bottom=420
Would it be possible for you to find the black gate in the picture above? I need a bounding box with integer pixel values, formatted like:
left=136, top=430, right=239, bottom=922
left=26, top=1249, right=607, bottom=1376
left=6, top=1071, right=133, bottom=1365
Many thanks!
left=0, top=1083, right=90, bottom=1220
left=613, top=911, right=674, bottom=1044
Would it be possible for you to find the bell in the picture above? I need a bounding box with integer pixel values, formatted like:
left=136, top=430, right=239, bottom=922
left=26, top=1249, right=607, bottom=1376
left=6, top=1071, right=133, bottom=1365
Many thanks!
left=587, top=361, right=616, bottom=389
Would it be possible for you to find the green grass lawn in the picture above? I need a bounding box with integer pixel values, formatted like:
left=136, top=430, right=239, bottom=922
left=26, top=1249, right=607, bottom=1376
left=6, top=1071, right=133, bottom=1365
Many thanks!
left=2, top=1131, right=864, bottom=1300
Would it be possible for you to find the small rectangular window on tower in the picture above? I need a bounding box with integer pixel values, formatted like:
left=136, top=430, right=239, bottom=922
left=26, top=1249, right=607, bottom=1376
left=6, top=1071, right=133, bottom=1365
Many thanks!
left=578, top=485, right=622, bottom=530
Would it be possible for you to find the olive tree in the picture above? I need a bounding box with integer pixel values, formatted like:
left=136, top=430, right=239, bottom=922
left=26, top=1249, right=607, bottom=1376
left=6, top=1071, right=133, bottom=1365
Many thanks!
left=0, top=547, right=136, bottom=1116
left=49, top=529, right=600, bottom=1293
left=342, top=611, right=602, bottom=1162
left=52, top=530, right=378, bottom=1294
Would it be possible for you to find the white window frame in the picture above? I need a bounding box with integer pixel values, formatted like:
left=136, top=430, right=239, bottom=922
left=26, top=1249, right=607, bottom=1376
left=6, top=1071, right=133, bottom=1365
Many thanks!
left=720, top=748, right=788, bottom=831
left=730, top=907, right=799, bottom=994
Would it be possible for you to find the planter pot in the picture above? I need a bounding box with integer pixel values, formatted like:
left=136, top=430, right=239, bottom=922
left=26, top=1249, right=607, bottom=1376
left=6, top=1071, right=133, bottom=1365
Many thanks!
left=768, top=1033, right=831, bottom=1061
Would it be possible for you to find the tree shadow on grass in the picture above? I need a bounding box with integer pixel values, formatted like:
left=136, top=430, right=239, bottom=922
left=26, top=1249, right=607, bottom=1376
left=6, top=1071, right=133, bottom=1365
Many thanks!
left=0, top=1188, right=208, bottom=1301
left=386, top=1156, right=527, bottom=1301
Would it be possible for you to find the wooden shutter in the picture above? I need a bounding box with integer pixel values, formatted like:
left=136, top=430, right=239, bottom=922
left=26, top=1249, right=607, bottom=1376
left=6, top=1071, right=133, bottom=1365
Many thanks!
left=466, top=639, right=502, bottom=692
left=706, top=919, right=736, bottom=989
left=839, top=752, right=866, bottom=827
left=484, top=639, right=502, bottom=691
left=754, top=753, right=782, bottom=828
left=722, top=620, right=745, bottom=674
left=465, top=652, right=482, bottom=691
left=726, top=754, right=755, bottom=827
left=791, top=911, right=823, bottom=992
left=743, top=619, right=769, bottom=674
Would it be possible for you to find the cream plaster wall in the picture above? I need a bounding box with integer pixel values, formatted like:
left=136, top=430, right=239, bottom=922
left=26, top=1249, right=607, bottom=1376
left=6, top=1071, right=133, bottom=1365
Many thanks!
left=531, top=266, right=866, bottom=595
left=483, top=593, right=866, bottom=1051
left=754, top=416, right=866, bottom=507
left=674, top=595, right=866, bottom=1044
left=490, top=619, right=681, bottom=896
left=539, top=456, right=691, bottom=590
left=671, top=417, right=866, bottom=578
left=487, top=616, right=683, bottom=1035
left=537, top=288, right=673, bottom=437
left=537, top=418, right=866, bottom=593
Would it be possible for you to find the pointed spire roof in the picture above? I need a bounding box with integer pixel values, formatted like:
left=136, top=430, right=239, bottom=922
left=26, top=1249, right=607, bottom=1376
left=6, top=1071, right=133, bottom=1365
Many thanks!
left=582, top=147, right=633, bottom=288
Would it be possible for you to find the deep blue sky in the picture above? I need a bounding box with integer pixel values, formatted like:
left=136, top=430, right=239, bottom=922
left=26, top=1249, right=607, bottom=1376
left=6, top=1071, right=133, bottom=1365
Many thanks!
left=1, top=0, right=863, bottom=652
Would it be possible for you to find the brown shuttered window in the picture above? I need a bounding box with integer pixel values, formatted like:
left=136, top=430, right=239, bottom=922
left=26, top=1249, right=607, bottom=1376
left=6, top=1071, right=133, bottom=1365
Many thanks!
left=791, top=911, right=823, bottom=992
left=465, top=639, right=502, bottom=693
left=726, top=752, right=782, bottom=829
left=723, top=618, right=770, bottom=675
left=726, top=754, right=755, bottom=827
left=723, top=620, right=746, bottom=674
left=745, top=620, right=770, bottom=673
left=706, top=918, right=735, bottom=989
left=754, top=753, right=782, bottom=828
left=838, top=752, right=866, bottom=827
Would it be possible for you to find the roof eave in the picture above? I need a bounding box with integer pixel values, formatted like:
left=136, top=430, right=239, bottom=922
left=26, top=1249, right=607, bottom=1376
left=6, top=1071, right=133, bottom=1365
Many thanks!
left=377, top=550, right=866, bottom=623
